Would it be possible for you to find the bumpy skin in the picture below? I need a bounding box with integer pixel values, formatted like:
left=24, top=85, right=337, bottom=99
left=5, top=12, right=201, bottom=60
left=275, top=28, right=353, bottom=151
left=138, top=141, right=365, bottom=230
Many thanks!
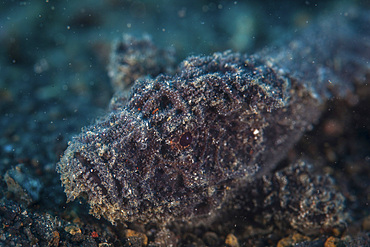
left=58, top=52, right=320, bottom=224
left=217, top=160, right=346, bottom=234
left=108, top=34, right=176, bottom=92
left=57, top=11, right=369, bottom=224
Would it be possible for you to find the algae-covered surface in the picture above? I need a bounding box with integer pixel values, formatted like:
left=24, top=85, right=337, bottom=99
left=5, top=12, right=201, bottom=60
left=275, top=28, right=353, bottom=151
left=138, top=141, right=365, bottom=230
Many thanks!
left=0, top=1, right=369, bottom=246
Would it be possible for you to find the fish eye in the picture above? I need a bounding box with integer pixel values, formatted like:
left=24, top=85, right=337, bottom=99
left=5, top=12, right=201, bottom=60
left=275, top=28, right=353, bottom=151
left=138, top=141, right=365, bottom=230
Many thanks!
left=179, top=132, right=192, bottom=147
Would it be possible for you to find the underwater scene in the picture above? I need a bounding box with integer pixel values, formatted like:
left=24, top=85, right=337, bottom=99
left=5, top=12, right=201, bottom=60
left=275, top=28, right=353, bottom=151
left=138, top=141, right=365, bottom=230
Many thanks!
left=0, top=0, right=369, bottom=246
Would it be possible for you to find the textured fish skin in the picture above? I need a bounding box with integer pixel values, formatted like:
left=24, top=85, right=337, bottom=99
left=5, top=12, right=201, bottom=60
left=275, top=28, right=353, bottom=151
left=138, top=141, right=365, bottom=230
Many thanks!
left=57, top=10, right=369, bottom=224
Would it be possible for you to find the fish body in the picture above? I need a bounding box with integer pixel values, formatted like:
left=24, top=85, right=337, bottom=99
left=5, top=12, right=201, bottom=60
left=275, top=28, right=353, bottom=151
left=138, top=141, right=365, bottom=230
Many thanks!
left=57, top=10, right=369, bottom=224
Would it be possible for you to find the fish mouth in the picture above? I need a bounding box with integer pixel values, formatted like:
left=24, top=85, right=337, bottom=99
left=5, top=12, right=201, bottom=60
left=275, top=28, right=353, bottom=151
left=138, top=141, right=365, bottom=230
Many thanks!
left=57, top=139, right=213, bottom=223
left=58, top=145, right=141, bottom=223
left=56, top=111, right=224, bottom=223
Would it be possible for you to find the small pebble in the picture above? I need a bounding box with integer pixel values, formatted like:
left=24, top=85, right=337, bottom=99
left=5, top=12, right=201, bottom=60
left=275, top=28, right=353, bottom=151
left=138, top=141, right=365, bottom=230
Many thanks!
left=277, top=233, right=310, bottom=247
left=225, top=233, right=239, bottom=247
left=324, top=236, right=338, bottom=247
left=125, top=229, right=148, bottom=246
left=362, top=215, right=370, bottom=231
left=64, top=225, right=82, bottom=235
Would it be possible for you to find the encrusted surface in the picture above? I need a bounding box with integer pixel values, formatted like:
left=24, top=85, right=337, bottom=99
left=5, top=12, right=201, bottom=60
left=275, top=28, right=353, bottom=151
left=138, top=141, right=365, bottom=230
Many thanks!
left=217, top=160, right=346, bottom=234
left=108, top=34, right=176, bottom=92
left=57, top=51, right=321, bottom=224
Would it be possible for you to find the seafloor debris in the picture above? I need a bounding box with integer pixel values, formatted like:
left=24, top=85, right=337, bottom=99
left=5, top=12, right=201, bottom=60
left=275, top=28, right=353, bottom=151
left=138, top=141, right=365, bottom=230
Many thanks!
left=5, top=163, right=42, bottom=206
left=0, top=198, right=120, bottom=246
left=57, top=8, right=369, bottom=232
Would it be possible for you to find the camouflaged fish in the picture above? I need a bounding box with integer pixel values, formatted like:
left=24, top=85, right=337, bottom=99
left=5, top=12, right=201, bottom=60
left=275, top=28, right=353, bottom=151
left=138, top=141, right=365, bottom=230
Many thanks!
left=57, top=11, right=369, bottom=225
